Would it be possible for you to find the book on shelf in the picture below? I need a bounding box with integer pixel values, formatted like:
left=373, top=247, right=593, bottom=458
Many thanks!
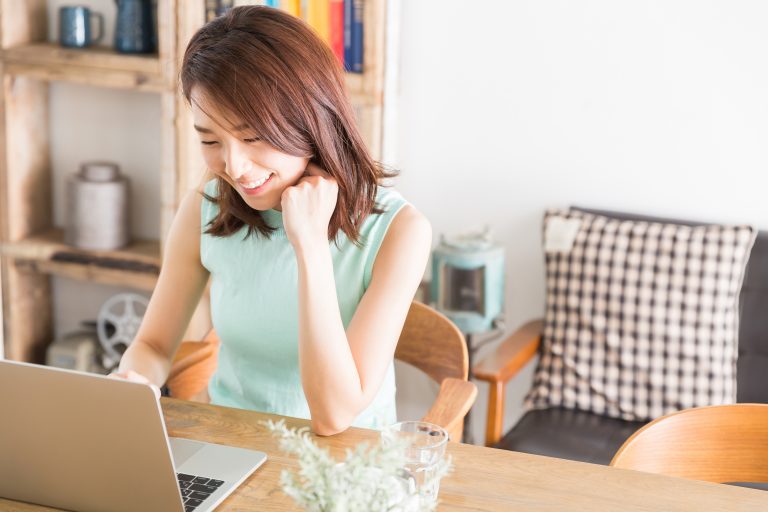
left=348, top=0, right=364, bottom=73
left=204, top=0, right=363, bottom=74
left=306, top=1, right=330, bottom=44
left=329, top=0, right=344, bottom=65
left=205, top=0, right=219, bottom=21
left=305, top=0, right=363, bottom=73
left=282, top=0, right=301, bottom=16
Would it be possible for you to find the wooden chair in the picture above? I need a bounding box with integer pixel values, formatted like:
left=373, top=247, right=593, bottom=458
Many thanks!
left=166, top=301, right=477, bottom=441
left=394, top=301, right=478, bottom=440
left=610, top=404, right=768, bottom=483
left=165, top=328, right=221, bottom=403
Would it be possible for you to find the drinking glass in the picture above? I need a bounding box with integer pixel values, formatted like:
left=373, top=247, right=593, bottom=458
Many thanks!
left=381, top=421, right=449, bottom=507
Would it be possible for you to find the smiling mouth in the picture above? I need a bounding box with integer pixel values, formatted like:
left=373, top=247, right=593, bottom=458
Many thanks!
left=240, top=173, right=273, bottom=189
left=238, top=173, right=274, bottom=196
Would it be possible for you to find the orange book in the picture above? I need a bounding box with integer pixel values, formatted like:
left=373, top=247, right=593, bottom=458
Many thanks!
left=282, top=0, right=301, bottom=16
left=306, top=0, right=330, bottom=44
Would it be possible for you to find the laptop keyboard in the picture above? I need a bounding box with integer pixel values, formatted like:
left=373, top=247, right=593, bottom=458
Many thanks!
left=177, top=473, right=224, bottom=511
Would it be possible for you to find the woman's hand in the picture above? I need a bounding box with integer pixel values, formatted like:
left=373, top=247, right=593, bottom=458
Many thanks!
left=281, top=162, right=338, bottom=253
left=109, top=369, right=162, bottom=399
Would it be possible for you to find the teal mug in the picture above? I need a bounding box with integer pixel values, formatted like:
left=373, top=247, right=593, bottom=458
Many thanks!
left=59, top=6, right=104, bottom=48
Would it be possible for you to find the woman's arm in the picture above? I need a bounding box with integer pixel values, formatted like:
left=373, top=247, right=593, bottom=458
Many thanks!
left=115, top=189, right=210, bottom=387
left=300, top=205, right=430, bottom=435
left=283, top=171, right=431, bottom=434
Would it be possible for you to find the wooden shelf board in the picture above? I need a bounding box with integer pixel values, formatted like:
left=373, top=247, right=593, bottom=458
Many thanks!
left=1, top=228, right=160, bottom=291
left=14, top=260, right=158, bottom=291
left=1, top=43, right=167, bottom=92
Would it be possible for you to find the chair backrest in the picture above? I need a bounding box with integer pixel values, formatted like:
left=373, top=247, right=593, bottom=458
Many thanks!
left=574, top=207, right=768, bottom=403
left=165, top=330, right=220, bottom=402
left=394, top=301, right=468, bottom=383
left=610, top=404, right=768, bottom=483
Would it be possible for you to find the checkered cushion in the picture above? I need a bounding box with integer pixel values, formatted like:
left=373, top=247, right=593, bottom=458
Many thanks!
left=525, top=209, right=756, bottom=421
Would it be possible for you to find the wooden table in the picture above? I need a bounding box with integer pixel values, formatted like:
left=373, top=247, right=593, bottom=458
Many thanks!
left=3, top=398, right=768, bottom=511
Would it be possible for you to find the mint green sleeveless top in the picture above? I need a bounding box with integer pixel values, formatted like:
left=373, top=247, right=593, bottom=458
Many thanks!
left=201, top=179, right=406, bottom=429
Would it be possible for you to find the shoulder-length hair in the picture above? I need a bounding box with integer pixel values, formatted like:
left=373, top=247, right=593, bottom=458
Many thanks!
left=180, top=5, right=394, bottom=243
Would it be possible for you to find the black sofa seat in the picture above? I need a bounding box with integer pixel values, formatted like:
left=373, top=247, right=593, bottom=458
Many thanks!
left=496, top=407, right=646, bottom=465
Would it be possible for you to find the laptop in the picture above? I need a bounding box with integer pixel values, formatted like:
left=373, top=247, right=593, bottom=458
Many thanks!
left=0, top=360, right=267, bottom=512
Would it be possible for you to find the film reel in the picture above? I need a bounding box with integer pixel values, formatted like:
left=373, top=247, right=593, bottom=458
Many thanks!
left=97, top=293, right=149, bottom=370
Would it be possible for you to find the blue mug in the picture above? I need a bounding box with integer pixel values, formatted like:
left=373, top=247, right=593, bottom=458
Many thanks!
left=114, top=0, right=156, bottom=54
left=59, top=6, right=105, bottom=48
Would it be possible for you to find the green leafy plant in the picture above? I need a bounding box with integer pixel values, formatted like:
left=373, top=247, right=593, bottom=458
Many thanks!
left=263, top=419, right=451, bottom=512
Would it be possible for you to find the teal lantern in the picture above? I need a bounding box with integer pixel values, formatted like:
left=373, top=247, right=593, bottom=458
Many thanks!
left=431, top=228, right=505, bottom=334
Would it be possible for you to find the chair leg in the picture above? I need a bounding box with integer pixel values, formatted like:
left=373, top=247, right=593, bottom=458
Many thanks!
left=485, top=380, right=505, bottom=447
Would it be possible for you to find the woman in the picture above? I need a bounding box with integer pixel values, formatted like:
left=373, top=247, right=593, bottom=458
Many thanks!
left=113, top=6, right=431, bottom=435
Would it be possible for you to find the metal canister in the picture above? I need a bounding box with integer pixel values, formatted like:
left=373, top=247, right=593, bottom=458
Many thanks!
left=65, top=161, right=130, bottom=250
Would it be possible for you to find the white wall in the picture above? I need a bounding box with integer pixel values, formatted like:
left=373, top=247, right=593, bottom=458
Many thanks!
left=391, top=0, right=768, bottom=443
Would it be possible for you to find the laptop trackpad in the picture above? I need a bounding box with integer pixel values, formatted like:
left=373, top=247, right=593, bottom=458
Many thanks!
left=169, top=436, right=268, bottom=484
left=169, top=437, right=206, bottom=467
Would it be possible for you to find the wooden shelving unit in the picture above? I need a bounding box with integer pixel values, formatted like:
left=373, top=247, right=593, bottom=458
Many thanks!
left=0, top=0, right=390, bottom=363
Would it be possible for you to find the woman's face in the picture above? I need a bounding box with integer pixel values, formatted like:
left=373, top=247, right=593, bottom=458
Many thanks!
left=190, top=88, right=310, bottom=211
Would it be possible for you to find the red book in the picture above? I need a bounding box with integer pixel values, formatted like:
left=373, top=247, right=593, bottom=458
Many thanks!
left=329, top=0, right=344, bottom=66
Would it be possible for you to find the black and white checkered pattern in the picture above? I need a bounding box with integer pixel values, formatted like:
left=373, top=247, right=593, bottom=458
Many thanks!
left=525, top=209, right=756, bottom=421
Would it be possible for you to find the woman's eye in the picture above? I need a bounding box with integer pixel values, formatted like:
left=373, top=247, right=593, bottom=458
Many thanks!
left=201, top=140, right=218, bottom=146
left=243, top=137, right=261, bottom=143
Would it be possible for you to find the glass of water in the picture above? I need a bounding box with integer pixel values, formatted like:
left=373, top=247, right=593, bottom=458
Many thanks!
left=381, top=421, right=449, bottom=507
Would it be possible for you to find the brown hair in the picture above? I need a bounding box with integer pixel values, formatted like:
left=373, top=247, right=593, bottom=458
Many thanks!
left=180, top=5, right=394, bottom=243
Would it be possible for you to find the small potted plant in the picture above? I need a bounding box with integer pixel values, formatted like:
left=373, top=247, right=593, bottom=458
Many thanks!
left=265, top=420, right=452, bottom=512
